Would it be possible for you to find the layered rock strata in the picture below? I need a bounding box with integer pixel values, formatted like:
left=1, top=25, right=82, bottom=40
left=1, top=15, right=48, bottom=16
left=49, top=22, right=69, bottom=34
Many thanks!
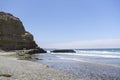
left=0, top=12, right=46, bottom=53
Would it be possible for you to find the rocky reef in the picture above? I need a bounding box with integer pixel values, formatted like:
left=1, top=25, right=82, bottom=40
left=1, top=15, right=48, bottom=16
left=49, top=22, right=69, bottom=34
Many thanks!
left=0, top=12, right=46, bottom=53
left=51, top=49, right=76, bottom=53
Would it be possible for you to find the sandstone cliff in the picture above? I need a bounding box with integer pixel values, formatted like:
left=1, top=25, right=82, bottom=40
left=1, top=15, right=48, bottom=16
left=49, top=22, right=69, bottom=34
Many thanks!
left=0, top=12, right=46, bottom=53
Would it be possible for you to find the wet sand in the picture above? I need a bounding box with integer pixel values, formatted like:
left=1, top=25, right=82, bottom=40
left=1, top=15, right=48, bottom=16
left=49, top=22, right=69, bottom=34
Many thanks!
left=35, top=53, right=120, bottom=80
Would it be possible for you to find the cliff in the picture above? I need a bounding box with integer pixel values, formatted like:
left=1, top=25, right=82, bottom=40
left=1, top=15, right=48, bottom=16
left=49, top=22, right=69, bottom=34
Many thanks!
left=0, top=12, right=46, bottom=53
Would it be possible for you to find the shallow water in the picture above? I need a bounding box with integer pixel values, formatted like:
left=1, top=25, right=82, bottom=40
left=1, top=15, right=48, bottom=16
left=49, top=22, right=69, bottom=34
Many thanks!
left=34, top=49, right=120, bottom=80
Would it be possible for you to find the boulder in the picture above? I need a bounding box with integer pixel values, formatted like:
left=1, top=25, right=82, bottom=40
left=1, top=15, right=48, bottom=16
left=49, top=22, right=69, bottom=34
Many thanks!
left=51, top=49, right=76, bottom=53
left=0, top=12, right=46, bottom=53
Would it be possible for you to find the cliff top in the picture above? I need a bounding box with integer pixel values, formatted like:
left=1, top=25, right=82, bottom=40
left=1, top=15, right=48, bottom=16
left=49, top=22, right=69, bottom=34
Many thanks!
left=0, top=12, right=20, bottom=21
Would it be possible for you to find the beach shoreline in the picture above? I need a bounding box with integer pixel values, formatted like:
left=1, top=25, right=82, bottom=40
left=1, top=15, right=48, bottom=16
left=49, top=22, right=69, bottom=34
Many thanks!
left=0, top=51, right=80, bottom=80
left=1, top=51, right=120, bottom=80
left=35, top=53, right=120, bottom=80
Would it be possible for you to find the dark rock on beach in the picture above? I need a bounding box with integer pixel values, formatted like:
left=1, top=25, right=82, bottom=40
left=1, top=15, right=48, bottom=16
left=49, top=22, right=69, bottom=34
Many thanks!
left=51, top=49, right=76, bottom=53
left=0, top=12, right=46, bottom=53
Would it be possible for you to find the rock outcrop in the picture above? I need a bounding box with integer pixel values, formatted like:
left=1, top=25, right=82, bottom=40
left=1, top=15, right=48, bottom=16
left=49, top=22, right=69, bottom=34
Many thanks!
left=0, top=12, right=46, bottom=53
left=51, top=49, right=76, bottom=53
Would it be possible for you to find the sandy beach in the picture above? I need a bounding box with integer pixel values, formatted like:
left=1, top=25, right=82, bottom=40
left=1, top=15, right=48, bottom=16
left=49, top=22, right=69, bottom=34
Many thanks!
left=0, top=52, right=80, bottom=80
left=1, top=50, right=120, bottom=80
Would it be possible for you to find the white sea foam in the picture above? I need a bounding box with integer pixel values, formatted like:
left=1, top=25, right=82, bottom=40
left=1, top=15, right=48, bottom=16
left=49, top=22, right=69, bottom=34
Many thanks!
left=75, top=53, right=120, bottom=58
left=56, top=56, right=89, bottom=62
left=52, top=52, right=120, bottom=58
left=75, top=50, right=120, bottom=55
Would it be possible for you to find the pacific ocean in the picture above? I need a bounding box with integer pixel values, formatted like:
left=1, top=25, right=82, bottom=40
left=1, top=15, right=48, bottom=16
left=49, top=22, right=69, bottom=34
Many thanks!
left=34, top=48, right=120, bottom=80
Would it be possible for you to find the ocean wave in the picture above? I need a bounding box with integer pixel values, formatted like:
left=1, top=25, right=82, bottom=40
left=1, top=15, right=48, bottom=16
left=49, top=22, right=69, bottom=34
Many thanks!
left=75, top=50, right=120, bottom=54
left=52, top=53, right=120, bottom=58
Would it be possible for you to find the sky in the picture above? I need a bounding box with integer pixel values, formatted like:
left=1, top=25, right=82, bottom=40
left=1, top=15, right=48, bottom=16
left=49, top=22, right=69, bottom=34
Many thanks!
left=0, top=0, right=120, bottom=49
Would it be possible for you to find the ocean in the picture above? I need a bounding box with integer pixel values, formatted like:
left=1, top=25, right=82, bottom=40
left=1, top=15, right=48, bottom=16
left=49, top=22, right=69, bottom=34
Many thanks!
left=34, top=48, right=120, bottom=80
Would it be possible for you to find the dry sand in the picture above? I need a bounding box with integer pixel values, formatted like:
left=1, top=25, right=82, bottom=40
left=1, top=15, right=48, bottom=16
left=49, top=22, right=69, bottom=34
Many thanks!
left=0, top=52, right=81, bottom=80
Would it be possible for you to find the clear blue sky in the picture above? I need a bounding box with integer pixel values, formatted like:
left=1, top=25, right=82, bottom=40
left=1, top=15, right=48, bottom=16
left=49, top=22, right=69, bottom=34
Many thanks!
left=1, top=0, right=120, bottom=48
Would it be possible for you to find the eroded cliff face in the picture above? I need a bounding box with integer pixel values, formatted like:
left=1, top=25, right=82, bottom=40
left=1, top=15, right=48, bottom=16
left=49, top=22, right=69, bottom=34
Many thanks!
left=0, top=12, right=46, bottom=52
